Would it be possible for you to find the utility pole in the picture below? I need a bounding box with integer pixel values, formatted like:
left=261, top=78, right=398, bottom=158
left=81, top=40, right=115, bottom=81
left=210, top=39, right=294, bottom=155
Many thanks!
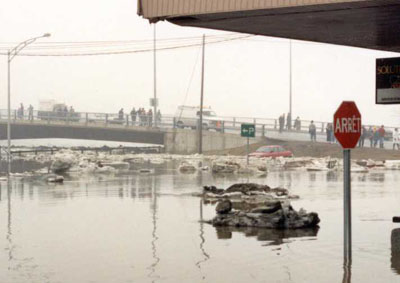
left=7, top=51, right=11, bottom=177
left=289, top=39, right=292, bottom=117
left=6, top=33, right=51, bottom=178
left=198, top=35, right=205, bottom=154
left=153, top=24, right=158, bottom=127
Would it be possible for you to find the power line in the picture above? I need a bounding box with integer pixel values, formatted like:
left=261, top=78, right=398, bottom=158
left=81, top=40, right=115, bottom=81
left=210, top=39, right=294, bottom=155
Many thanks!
left=0, top=35, right=252, bottom=57
left=0, top=33, right=247, bottom=51
left=0, top=33, right=239, bottom=46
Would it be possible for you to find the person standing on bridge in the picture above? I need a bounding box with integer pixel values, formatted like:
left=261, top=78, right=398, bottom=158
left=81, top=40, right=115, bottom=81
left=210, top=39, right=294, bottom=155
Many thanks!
left=18, top=103, right=24, bottom=119
left=366, top=126, right=373, bottom=147
left=63, top=106, right=68, bottom=119
left=294, top=116, right=301, bottom=131
left=141, top=108, right=147, bottom=126
left=286, top=112, right=292, bottom=131
left=309, top=121, right=316, bottom=142
left=278, top=114, right=285, bottom=133
left=156, top=110, right=162, bottom=125
left=137, top=108, right=142, bottom=125
left=28, top=105, right=34, bottom=121
left=326, top=123, right=333, bottom=143
left=118, top=108, right=124, bottom=120
left=148, top=109, right=153, bottom=127
left=378, top=125, right=385, bottom=148
left=393, top=128, right=400, bottom=150
left=130, top=108, right=137, bottom=125
left=373, top=127, right=379, bottom=147
left=358, top=125, right=366, bottom=147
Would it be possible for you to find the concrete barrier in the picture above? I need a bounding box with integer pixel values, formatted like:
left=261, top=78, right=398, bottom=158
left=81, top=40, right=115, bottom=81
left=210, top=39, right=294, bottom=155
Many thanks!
left=164, top=128, right=263, bottom=154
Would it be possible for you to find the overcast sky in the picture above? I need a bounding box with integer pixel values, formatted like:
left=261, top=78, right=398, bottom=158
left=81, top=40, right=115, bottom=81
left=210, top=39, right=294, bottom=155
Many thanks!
left=0, top=0, right=399, bottom=126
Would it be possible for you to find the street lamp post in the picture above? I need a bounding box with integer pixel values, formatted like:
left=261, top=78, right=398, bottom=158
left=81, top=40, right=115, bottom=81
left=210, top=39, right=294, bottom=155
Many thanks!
left=7, top=33, right=51, bottom=178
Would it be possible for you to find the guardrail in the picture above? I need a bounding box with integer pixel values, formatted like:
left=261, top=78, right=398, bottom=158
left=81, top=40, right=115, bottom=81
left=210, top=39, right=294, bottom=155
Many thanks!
left=7, top=146, right=164, bottom=157
left=0, top=109, right=396, bottom=140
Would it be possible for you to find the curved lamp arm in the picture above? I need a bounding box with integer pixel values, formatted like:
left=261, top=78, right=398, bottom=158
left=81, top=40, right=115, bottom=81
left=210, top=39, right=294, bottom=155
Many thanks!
left=8, top=33, right=51, bottom=62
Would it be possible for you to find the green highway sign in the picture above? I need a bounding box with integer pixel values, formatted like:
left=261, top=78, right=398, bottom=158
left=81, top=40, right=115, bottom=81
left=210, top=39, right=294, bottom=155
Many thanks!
left=241, top=123, right=255, bottom=138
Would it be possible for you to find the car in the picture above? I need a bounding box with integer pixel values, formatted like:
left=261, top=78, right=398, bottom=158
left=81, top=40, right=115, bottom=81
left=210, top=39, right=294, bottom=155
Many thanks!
left=249, top=145, right=293, bottom=158
left=174, top=105, right=222, bottom=131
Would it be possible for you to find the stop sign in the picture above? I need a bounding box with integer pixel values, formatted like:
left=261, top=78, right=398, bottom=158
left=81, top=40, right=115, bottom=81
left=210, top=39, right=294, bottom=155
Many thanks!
left=334, top=101, right=362, bottom=149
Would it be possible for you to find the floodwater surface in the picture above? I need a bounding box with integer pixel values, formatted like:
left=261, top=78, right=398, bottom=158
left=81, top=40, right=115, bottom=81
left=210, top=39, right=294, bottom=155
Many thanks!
left=1, top=167, right=400, bottom=283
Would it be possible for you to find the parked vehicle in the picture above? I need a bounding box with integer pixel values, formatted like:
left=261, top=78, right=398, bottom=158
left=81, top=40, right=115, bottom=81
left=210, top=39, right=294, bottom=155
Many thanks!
left=174, top=105, right=222, bottom=131
left=249, top=145, right=293, bottom=158
left=38, top=100, right=80, bottom=122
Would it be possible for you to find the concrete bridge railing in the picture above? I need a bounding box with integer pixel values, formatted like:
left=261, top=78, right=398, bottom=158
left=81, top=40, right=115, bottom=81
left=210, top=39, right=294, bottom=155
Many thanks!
left=0, top=109, right=397, bottom=152
left=0, top=109, right=332, bottom=135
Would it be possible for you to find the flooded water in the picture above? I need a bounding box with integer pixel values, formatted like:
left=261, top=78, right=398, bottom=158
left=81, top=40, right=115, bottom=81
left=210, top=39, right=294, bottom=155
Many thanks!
left=1, top=165, right=400, bottom=283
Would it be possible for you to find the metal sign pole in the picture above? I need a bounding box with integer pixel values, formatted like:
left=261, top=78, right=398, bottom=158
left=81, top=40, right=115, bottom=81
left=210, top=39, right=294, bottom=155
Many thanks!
left=247, top=137, right=249, bottom=165
left=343, top=149, right=352, bottom=262
left=198, top=34, right=205, bottom=154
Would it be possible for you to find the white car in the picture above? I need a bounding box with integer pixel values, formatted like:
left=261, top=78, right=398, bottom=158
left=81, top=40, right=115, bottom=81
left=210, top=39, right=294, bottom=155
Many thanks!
left=174, top=106, right=222, bottom=131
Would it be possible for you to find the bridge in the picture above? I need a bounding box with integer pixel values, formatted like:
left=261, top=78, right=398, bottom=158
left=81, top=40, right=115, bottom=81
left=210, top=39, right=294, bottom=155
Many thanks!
left=0, top=109, right=345, bottom=152
left=1, top=109, right=396, bottom=153
left=0, top=109, right=274, bottom=154
left=0, top=109, right=396, bottom=153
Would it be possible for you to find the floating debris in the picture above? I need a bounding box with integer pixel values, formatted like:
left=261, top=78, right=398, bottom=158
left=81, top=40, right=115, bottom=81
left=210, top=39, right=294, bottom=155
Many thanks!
left=201, top=183, right=298, bottom=201
left=178, top=161, right=197, bottom=173
left=206, top=199, right=320, bottom=229
left=51, top=159, right=73, bottom=174
left=101, top=161, right=130, bottom=170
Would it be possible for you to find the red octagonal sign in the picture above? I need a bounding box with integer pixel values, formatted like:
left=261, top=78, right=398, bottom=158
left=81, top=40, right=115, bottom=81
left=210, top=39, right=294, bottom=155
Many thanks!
left=334, top=101, right=362, bottom=149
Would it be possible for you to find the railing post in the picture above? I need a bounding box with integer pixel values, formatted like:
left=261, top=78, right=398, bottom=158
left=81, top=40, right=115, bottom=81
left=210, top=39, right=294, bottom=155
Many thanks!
left=321, top=122, right=325, bottom=133
left=85, top=113, right=88, bottom=126
left=233, top=117, right=236, bottom=128
left=173, top=117, right=176, bottom=129
left=253, top=118, right=256, bottom=125
left=274, top=119, right=277, bottom=130
left=222, top=121, right=225, bottom=133
left=126, top=114, right=129, bottom=127
left=105, top=114, right=108, bottom=125
left=262, top=125, right=265, bottom=137
left=14, top=110, right=17, bottom=122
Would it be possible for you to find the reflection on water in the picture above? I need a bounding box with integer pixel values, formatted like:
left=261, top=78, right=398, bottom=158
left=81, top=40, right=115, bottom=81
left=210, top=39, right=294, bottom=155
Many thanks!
left=214, top=226, right=319, bottom=246
left=7, top=181, right=13, bottom=263
left=342, top=260, right=352, bottom=283
left=309, top=172, right=316, bottom=182
left=391, top=228, right=400, bottom=275
left=1, top=167, right=400, bottom=282
left=148, top=176, right=160, bottom=283
left=368, top=172, right=385, bottom=182
left=327, top=171, right=339, bottom=182
left=196, top=200, right=210, bottom=279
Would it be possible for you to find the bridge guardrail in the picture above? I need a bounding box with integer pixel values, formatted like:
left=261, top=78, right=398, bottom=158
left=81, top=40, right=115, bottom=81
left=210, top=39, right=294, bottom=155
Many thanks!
left=0, top=109, right=396, bottom=141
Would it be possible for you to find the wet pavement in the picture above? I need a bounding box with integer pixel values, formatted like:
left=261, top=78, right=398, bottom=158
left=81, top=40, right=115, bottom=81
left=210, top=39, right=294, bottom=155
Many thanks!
left=1, top=165, right=400, bottom=283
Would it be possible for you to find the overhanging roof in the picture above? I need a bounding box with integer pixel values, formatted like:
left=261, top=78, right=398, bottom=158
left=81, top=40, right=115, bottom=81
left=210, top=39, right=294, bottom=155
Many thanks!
left=138, top=0, right=400, bottom=52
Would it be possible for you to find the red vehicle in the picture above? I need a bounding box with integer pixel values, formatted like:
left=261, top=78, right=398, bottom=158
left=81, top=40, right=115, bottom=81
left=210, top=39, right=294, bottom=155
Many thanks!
left=249, top=145, right=293, bottom=158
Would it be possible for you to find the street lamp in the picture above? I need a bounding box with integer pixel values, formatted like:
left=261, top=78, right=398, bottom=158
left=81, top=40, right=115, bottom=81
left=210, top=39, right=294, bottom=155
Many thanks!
left=7, top=33, right=51, bottom=178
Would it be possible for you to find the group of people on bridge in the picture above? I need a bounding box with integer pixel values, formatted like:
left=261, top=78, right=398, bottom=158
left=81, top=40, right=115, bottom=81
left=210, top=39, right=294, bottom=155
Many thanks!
left=357, top=125, right=388, bottom=149
left=277, top=112, right=397, bottom=150
left=325, top=123, right=394, bottom=149
left=118, top=108, right=162, bottom=127
left=278, top=113, right=301, bottom=132
left=17, top=103, right=35, bottom=120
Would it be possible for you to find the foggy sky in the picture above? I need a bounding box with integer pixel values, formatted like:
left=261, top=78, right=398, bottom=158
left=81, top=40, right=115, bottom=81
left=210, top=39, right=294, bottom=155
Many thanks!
left=0, top=0, right=399, bottom=126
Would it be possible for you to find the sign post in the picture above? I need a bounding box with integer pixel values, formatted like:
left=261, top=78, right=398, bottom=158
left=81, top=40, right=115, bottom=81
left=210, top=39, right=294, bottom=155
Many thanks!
left=241, top=124, right=255, bottom=165
left=376, top=57, right=400, bottom=104
left=334, top=101, right=361, bottom=263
